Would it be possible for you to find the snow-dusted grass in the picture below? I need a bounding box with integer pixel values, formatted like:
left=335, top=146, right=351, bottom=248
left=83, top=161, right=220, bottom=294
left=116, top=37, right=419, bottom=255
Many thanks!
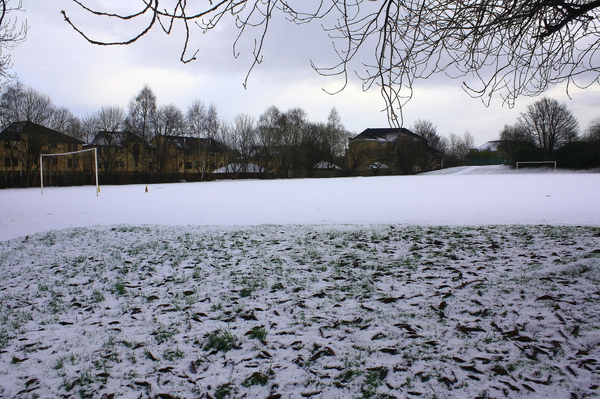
left=0, top=224, right=599, bottom=398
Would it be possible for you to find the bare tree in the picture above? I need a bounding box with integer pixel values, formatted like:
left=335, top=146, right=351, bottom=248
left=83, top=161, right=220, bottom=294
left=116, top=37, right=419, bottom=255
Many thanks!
left=62, top=1, right=600, bottom=124
left=91, top=105, right=126, bottom=132
left=0, top=0, right=27, bottom=83
left=205, top=104, right=220, bottom=139
left=499, top=124, right=533, bottom=144
left=230, top=113, right=257, bottom=172
left=411, top=119, right=447, bottom=153
left=517, top=97, right=579, bottom=157
left=187, top=100, right=220, bottom=140
left=154, top=104, right=185, bottom=137
left=80, top=114, right=100, bottom=144
left=256, top=106, right=349, bottom=176
left=60, top=114, right=86, bottom=142
left=498, top=123, right=536, bottom=163
left=86, top=106, right=128, bottom=179
left=326, top=107, right=351, bottom=157
left=256, top=106, right=283, bottom=174
left=151, top=104, right=186, bottom=172
left=47, top=106, right=75, bottom=132
left=187, top=100, right=222, bottom=179
left=186, top=99, right=206, bottom=138
left=127, top=85, right=157, bottom=142
left=447, top=132, right=475, bottom=165
left=257, top=106, right=283, bottom=145
left=0, top=81, right=55, bottom=126
left=0, top=82, right=85, bottom=142
left=327, top=107, right=343, bottom=132
left=299, top=122, right=331, bottom=176
left=584, top=117, right=600, bottom=142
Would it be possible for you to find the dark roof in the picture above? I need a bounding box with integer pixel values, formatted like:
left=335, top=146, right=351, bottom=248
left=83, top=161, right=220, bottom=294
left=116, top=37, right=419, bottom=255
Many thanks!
left=0, top=121, right=84, bottom=145
left=350, top=128, right=424, bottom=142
left=91, top=131, right=146, bottom=147
left=162, top=135, right=228, bottom=153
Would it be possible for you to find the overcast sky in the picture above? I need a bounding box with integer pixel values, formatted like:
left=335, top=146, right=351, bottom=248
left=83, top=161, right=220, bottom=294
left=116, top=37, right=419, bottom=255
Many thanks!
left=8, top=1, right=600, bottom=145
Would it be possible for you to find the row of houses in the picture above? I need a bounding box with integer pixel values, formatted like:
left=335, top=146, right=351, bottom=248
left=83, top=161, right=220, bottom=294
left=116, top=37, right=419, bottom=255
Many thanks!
left=0, top=121, right=444, bottom=188
left=0, top=121, right=232, bottom=187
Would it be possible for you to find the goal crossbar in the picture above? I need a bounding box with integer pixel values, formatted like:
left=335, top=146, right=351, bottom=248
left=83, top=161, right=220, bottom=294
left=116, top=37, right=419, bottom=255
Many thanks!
left=40, top=147, right=99, bottom=195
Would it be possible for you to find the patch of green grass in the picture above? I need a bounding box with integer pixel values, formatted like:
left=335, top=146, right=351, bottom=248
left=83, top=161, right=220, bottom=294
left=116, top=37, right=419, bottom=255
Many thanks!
left=52, top=356, right=66, bottom=370
left=204, top=329, right=236, bottom=352
left=271, top=282, right=284, bottom=291
left=0, top=328, right=8, bottom=350
left=214, top=383, right=236, bottom=399
left=242, top=369, right=273, bottom=387
left=247, top=326, right=267, bottom=341
left=91, top=290, right=104, bottom=303
left=152, top=325, right=179, bottom=344
left=163, top=347, right=184, bottom=361
left=335, top=369, right=360, bottom=388
left=359, top=367, right=389, bottom=398
left=113, top=280, right=126, bottom=296
left=143, top=348, right=157, bottom=361
left=61, top=366, right=96, bottom=399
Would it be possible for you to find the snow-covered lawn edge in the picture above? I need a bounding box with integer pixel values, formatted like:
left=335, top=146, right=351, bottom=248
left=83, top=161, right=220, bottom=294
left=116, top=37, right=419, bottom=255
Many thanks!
left=0, top=224, right=599, bottom=398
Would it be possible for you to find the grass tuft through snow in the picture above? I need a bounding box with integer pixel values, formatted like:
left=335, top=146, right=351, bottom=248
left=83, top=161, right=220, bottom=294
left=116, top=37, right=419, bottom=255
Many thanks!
left=0, top=224, right=599, bottom=398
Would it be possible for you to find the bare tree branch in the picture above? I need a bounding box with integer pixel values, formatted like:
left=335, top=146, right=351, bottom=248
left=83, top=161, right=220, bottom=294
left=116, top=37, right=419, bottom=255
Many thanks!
left=63, top=1, right=600, bottom=126
left=0, top=0, right=27, bottom=83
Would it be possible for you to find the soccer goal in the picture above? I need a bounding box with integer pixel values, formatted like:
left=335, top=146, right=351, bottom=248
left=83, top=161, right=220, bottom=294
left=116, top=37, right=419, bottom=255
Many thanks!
left=516, top=160, right=557, bottom=172
left=40, top=147, right=99, bottom=195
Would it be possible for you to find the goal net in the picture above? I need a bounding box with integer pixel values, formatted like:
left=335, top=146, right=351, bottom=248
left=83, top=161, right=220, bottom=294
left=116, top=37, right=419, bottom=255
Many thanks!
left=516, top=161, right=557, bottom=172
left=40, top=148, right=99, bottom=195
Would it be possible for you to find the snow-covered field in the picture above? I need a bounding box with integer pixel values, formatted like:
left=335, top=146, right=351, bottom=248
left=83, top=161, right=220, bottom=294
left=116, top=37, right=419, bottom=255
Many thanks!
left=1, top=165, right=599, bottom=242
left=0, top=166, right=599, bottom=398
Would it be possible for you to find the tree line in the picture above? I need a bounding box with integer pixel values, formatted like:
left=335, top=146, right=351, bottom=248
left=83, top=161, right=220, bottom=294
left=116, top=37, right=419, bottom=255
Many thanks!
left=7, top=79, right=600, bottom=174
left=495, top=97, right=600, bottom=168
left=0, top=81, right=354, bottom=178
left=0, top=79, right=485, bottom=174
left=2, top=79, right=598, bottom=179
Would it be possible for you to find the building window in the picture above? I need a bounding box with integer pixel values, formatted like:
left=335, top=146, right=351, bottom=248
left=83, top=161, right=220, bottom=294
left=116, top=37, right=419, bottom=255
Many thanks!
left=185, top=161, right=192, bottom=170
left=4, top=157, right=10, bottom=167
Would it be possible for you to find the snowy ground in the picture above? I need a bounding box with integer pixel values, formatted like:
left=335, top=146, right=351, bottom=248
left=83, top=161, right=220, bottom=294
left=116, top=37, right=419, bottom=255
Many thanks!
left=0, top=166, right=599, bottom=398
left=1, top=166, right=599, bottom=241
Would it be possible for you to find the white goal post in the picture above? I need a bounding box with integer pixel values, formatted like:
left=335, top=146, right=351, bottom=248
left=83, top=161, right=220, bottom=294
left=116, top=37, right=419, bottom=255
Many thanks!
left=516, top=161, right=557, bottom=172
left=40, top=148, right=99, bottom=195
